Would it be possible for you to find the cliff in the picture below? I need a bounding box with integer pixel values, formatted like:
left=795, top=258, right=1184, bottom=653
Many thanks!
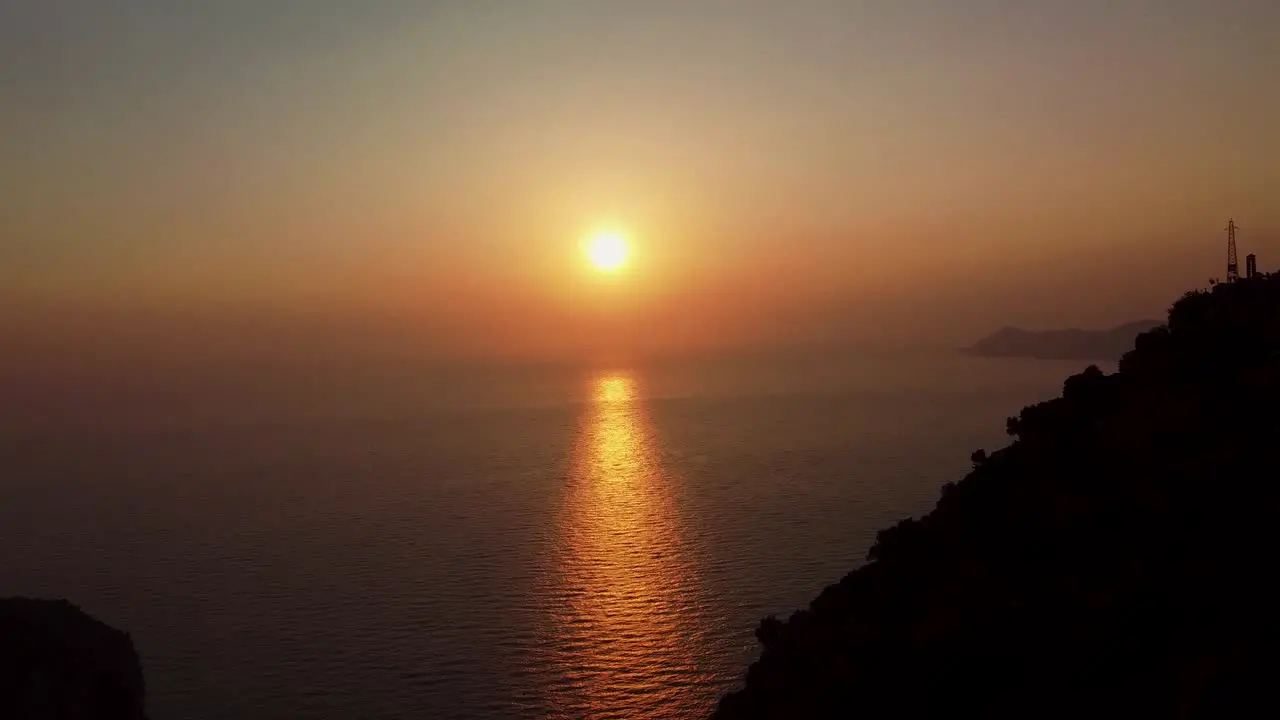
left=0, top=598, right=147, bottom=720
left=963, top=320, right=1162, bottom=361
left=715, top=275, right=1280, bottom=719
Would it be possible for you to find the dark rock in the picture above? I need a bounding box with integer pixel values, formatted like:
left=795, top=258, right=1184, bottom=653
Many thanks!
left=0, top=598, right=146, bottom=720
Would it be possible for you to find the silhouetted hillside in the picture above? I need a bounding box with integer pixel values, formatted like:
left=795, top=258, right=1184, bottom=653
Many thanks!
left=715, top=273, right=1280, bottom=719
left=964, top=320, right=1161, bottom=361
left=0, top=599, right=146, bottom=720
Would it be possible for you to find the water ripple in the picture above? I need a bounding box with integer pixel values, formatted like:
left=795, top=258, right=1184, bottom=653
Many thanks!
left=0, top=363, right=1070, bottom=719
left=525, top=373, right=718, bottom=719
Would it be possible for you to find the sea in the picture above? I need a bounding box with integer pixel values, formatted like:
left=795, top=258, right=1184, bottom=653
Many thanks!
left=0, top=352, right=1093, bottom=719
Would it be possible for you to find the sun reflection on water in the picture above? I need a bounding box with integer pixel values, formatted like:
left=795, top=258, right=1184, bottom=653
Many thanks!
left=540, top=372, right=711, bottom=719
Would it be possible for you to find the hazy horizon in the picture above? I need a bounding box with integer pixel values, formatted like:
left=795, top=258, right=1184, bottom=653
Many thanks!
left=3, top=0, right=1278, bottom=369
left=4, top=6, right=1276, bottom=715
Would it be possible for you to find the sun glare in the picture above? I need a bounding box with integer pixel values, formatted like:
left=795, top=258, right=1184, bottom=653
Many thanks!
left=584, top=230, right=631, bottom=273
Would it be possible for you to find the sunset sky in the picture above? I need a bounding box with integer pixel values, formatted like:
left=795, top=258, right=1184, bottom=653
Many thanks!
left=3, top=0, right=1277, bottom=365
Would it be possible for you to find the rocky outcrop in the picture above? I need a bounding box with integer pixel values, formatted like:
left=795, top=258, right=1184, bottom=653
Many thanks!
left=0, top=598, right=146, bottom=720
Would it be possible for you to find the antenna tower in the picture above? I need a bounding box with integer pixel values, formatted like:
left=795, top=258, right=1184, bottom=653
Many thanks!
left=1226, top=219, right=1239, bottom=283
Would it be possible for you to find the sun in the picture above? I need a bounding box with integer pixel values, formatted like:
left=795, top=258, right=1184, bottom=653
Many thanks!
left=583, top=230, right=631, bottom=273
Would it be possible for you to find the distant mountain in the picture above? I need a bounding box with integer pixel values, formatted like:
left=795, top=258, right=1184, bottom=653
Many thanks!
left=963, top=320, right=1162, bottom=361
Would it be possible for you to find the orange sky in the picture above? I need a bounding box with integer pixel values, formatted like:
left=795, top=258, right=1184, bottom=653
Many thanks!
left=2, top=1, right=1278, bottom=367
